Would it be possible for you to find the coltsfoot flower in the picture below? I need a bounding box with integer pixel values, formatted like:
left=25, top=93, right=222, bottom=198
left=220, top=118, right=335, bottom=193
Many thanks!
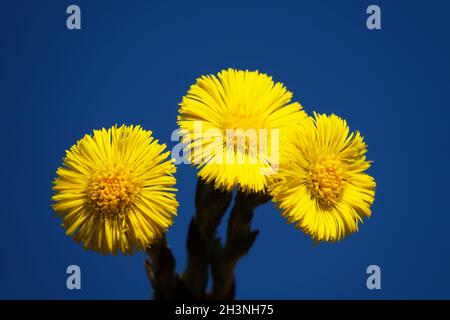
left=178, top=68, right=306, bottom=193
left=52, top=125, right=178, bottom=255
left=270, top=113, right=376, bottom=242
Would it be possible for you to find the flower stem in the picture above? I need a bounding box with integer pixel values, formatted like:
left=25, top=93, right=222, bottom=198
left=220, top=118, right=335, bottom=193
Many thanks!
left=145, top=236, right=185, bottom=299
left=182, top=179, right=233, bottom=299
left=211, top=190, right=271, bottom=299
left=145, top=179, right=270, bottom=300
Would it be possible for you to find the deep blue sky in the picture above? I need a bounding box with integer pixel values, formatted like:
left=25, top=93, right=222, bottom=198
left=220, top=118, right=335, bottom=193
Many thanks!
left=1, top=0, right=450, bottom=299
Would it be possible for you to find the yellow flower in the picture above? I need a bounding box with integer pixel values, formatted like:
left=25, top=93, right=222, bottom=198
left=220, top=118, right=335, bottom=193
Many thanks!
left=52, top=125, right=178, bottom=255
left=271, top=113, right=376, bottom=242
left=178, top=68, right=306, bottom=192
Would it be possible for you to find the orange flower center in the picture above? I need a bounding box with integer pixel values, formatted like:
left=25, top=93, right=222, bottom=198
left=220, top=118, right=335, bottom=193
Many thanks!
left=310, top=159, right=344, bottom=204
left=222, top=111, right=268, bottom=153
left=87, top=165, right=138, bottom=216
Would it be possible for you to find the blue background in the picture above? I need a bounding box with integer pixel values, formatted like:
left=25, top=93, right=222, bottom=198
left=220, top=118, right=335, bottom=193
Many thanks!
left=1, top=0, right=449, bottom=299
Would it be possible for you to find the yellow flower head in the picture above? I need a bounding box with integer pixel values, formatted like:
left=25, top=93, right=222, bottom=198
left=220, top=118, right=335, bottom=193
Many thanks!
left=271, top=113, right=376, bottom=242
left=178, top=68, right=306, bottom=193
left=52, top=125, right=178, bottom=255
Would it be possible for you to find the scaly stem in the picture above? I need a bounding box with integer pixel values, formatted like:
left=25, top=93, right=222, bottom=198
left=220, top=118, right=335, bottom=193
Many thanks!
left=145, top=236, right=187, bottom=299
left=182, top=179, right=233, bottom=299
left=146, top=179, right=270, bottom=300
left=211, top=190, right=271, bottom=299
